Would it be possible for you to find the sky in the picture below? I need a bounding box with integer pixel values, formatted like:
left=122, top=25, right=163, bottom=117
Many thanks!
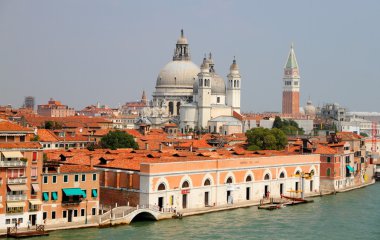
left=0, top=0, right=379, bottom=112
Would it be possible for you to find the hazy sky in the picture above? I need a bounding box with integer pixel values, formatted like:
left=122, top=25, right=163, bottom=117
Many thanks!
left=0, top=0, right=379, bottom=112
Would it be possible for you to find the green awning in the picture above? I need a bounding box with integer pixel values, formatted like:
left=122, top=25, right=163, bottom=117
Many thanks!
left=52, top=192, right=58, bottom=200
left=346, top=165, right=355, bottom=172
left=62, top=188, right=86, bottom=197
left=43, top=192, right=49, bottom=201
left=92, top=189, right=98, bottom=198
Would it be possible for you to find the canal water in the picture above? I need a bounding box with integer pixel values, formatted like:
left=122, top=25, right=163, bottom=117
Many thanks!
left=35, top=183, right=380, bottom=240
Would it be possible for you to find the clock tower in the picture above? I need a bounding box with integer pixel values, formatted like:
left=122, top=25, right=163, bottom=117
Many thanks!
left=282, top=44, right=300, bottom=116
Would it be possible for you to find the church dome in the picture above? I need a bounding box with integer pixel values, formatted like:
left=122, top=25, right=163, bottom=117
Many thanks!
left=304, top=99, right=316, bottom=116
left=156, top=61, right=200, bottom=88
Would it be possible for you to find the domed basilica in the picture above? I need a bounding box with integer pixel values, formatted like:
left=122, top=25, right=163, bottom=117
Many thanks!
left=142, top=30, right=242, bottom=134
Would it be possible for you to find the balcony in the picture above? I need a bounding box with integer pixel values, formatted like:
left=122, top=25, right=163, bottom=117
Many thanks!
left=61, top=200, right=82, bottom=206
left=7, top=194, right=27, bottom=201
left=0, top=160, right=26, bottom=168
left=29, top=206, right=40, bottom=212
left=7, top=177, right=27, bottom=184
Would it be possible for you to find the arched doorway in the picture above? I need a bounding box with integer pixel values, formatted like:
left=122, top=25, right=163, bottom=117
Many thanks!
left=157, top=183, right=166, bottom=210
left=226, top=177, right=233, bottom=204
left=181, top=181, right=190, bottom=209
left=204, top=179, right=211, bottom=206
left=245, top=175, right=252, bottom=200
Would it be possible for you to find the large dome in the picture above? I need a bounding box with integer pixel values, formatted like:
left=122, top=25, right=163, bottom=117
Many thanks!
left=193, top=73, right=226, bottom=95
left=155, top=61, right=200, bottom=88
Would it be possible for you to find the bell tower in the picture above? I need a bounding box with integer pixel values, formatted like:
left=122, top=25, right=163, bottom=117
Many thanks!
left=227, top=57, right=241, bottom=113
left=282, top=44, right=300, bottom=116
left=198, top=57, right=212, bottom=129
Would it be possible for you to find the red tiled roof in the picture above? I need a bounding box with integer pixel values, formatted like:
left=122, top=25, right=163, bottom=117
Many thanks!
left=37, top=129, right=60, bottom=142
left=0, top=142, right=42, bottom=149
left=0, top=120, right=33, bottom=132
left=59, top=165, right=98, bottom=173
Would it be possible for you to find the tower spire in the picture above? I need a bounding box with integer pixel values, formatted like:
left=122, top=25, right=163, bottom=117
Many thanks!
left=173, top=29, right=190, bottom=61
left=285, top=43, right=299, bottom=70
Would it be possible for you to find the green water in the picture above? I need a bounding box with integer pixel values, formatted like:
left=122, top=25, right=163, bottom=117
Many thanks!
left=36, top=183, right=380, bottom=240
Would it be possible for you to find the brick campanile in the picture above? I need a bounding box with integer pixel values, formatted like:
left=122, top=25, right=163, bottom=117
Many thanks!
left=282, top=44, right=300, bottom=116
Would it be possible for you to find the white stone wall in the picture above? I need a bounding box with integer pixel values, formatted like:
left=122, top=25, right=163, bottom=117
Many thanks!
left=140, top=174, right=320, bottom=211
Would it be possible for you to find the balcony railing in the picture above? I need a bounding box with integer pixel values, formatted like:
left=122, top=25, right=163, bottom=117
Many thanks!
left=7, top=194, right=27, bottom=201
left=29, top=207, right=39, bottom=212
left=0, top=161, right=26, bottom=168
left=61, top=200, right=82, bottom=206
left=7, top=177, right=27, bottom=184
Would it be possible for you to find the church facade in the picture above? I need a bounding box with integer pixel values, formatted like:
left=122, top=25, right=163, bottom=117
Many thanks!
left=147, top=30, right=242, bottom=134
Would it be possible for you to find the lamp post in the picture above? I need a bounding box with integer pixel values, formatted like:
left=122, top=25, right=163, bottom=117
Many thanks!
left=85, top=199, right=88, bottom=224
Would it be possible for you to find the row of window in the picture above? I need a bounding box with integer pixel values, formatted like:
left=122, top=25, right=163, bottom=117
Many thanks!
left=43, top=173, right=97, bottom=184
left=157, top=171, right=307, bottom=191
left=5, top=218, right=23, bottom=225
left=43, top=208, right=97, bottom=220
left=42, top=189, right=98, bottom=201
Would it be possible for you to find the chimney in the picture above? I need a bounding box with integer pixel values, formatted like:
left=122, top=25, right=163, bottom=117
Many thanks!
left=45, top=167, right=48, bottom=174
left=145, top=143, right=149, bottom=150
left=190, top=144, right=193, bottom=152
left=159, top=143, right=163, bottom=152
left=57, top=166, right=60, bottom=173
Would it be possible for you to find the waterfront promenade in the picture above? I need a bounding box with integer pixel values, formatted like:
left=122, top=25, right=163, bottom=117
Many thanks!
left=1, top=179, right=375, bottom=238
left=25, top=182, right=380, bottom=240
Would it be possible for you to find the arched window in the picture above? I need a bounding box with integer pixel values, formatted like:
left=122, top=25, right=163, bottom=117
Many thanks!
left=176, top=102, right=181, bottom=115
left=182, top=181, right=189, bottom=188
left=246, top=175, right=252, bottom=182
left=226, top=177, right=233, bottom=184
left=279, top=172, right=285, bottom=179
left=158, top=183, right=166, bottom=191
left=204, top=179, right=211, bottom=186
left=327, top=168, right=331, bottom=176
left=295, top=170, right=300, bottom=176
left=169, top=102, right=174, bottom=115
left=264, top=174, right=270, bottom=180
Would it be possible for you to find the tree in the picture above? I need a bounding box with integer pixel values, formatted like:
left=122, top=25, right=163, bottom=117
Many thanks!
left=100, top=130, right=139, bottom=150
left=272, top=117, right=304, bottom=135
left=44, top=121, right=62, bottom=130
left=246, top=127, right=288, bottom=150
left=272, top=116, right=283, bottom=129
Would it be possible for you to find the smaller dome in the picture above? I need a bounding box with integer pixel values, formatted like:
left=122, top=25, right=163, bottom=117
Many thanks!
left=177, top=29, right=188, bottom=45
left=304, top=99, right=316, bottom=116
left=230, top=59, right=239, bottom=71
left=193, top=73, right=226, bottom=95
left=177, top=37, right=188, bottom=45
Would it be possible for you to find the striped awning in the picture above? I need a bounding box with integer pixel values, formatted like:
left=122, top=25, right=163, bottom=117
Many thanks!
left=32, top=184, right=40, bottom=192
left=1, top=151, right=23, bottom=158
left=8, top=184, right=28, bottom=191
left=7, top=202, right=25, bottom=208
left=29, top=199, right=42, bottom=205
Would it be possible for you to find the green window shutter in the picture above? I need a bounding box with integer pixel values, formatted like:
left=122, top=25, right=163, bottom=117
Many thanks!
left=43, top=192, right=49, bottom=201
left=52, top=192, right=58, bottom=200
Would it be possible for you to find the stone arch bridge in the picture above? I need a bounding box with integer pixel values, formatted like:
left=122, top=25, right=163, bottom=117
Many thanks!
left=99, top=205, right=174, bottom=226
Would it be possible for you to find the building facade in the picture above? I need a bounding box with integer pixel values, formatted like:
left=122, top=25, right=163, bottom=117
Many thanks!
left=139, top=154, right=320, bottom=210
left=41, top=165, right=100, bottom=225
left=0, top=120, right=43, bottom=229
left=37, top=98, right=75, bottom=117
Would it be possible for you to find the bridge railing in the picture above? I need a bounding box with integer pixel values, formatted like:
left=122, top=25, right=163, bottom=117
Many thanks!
left=138, top=204, right=175, bottom=213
